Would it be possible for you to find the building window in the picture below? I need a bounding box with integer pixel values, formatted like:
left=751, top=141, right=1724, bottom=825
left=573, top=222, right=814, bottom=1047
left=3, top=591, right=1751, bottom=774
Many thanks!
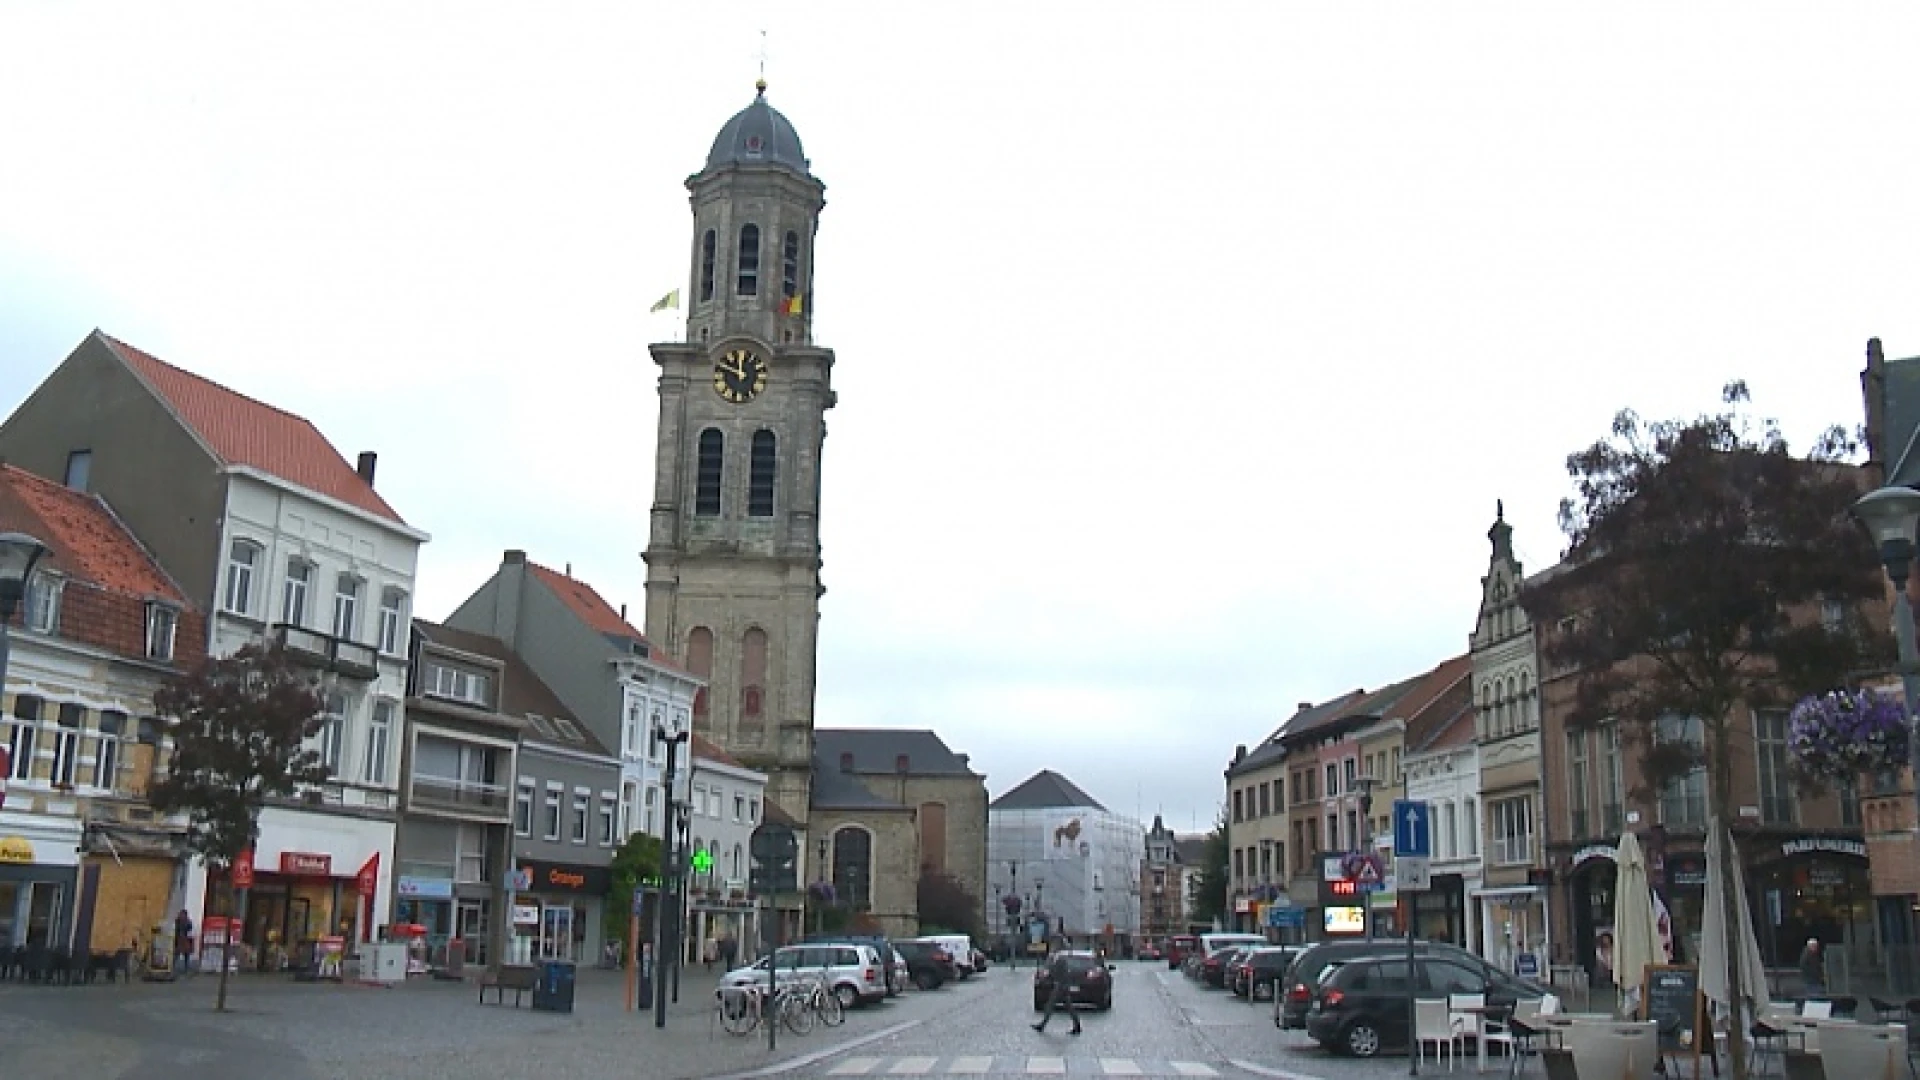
left=515, top=781, right=534, bottom=836
left=22, top=572, right=60, bottom=633
left=782, top=230, right=800, bottom=303
left=64, top=449, right=91, bottom=490
left=378, top=588, right=407, bottom=655
left=599, top=796, right=616, bottom=846
left=332, top=574, right=362, bottom=641
left=544, top=788, right=562, bottom=840
left=737, top=223, right=760, bottom=295
left=365, top=700, right=393, bottom=785
left=1464, top=798, right=1477, bottom=857
left=733, top=793, right=745, bottom=822
left=919, top=801, right=948, bottom=872
left=1232, top=789, right=1243, bottom=822
left=1489, top=796, right=1532, bottom=865
left=831, top=827, right=873, bottom=910
left=739, top=628, right=768, bottom=737
left=1656, top=713, right=1707, bottom=827
left=1566, top=730, right=1590, bottom=839
left=572, top=793, right=589, bottom=844
left=1325, top=763, right=1338, bottom=797
left=1344, top=758, right=1357, bottom=790
left=6, top=696, right=39, bottom=780
left=695, top=428, right=724, bottom=517
left=282, top=559, right=311, bottom=626
left=225, top=540, right=260, bottom=614
left=144, top=603, right=178, bottom=661
left=1754, top=708, right=1797, bottom=825
left=50, top=703, right=82, bottom=787
left=699, top=228, right=717, bottom=302
left=93, top=710, right=125, bottom=789
left=618, top=781, right=637, bottom=839
left=624, top=701, right=642, bottom=757
left=1838, top=775, right=1861, bottom=827
left=1599, top=726, right=1625, bottom=832
left=748, top=430, right=777, bottom=517
left=427, top=664, right=490, bottom=706
left=318, top=693, right=346, bottom=776
left=643, top=784, right=657, bottom=835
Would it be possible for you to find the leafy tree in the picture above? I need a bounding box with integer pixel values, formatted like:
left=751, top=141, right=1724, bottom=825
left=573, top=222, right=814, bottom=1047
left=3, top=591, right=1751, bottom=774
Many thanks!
left=150, top=642, right=330, bottom=1012
left=603, top=832, right=664, bottom=947
left=1191, top=809, right=1230, bottom=927
left=1530, top=382, right=1887, bottom=1080
left=915, top=869, right=983, bottom=939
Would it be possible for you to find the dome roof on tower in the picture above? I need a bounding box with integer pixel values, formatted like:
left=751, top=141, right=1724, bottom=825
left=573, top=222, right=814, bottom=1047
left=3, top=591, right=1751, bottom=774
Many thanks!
left=705, top=81, right=810, bottom=175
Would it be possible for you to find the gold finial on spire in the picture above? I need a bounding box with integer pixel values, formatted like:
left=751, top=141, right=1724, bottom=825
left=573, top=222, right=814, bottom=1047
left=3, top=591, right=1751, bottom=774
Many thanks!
left=755, top=29, right=768, bottom=95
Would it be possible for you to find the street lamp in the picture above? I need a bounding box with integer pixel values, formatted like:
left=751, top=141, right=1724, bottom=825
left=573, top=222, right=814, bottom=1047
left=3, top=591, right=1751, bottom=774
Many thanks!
left=650, top=721, right=690, bottom=1029
left=0, top=533, right=50, bottom=738
left=1851, top=485, right=1920, bottom=828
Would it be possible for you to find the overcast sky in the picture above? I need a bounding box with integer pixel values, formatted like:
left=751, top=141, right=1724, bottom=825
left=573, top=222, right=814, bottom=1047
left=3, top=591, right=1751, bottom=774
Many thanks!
left=4, top=3, right=1918, bottom=833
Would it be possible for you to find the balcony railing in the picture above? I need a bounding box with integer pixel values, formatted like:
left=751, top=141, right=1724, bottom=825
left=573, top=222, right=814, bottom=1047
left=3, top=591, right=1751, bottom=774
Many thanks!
left=1492, top=835, right=1533, bottom=866
left=409, top=774, right=511, bottom=817
left=273, top=623, right=380, bottom=681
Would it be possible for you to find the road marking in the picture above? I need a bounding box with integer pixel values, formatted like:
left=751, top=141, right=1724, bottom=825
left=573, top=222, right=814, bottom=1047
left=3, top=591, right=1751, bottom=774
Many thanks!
left=827, top=1059, right=882, bottom=1075
left=887, top=1058, right=938, bottom=1075
left=1025, top=1058, right=1067, bottom=1074
left=946, top=1058, right=994, bottom=1074
left=1171, top=1064, right=1220, bottom=1077
left=1100, top=1060, right=1144, bottom=1075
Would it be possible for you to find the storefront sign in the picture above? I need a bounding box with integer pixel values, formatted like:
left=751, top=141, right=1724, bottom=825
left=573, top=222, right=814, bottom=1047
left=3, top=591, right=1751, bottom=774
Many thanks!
left=280, top=851, right=333, bottom=876
left=511, top=904, right=540, bottom=926
left=356, top=853, right=380, bottom=898
left=1781, top=838, right=1867, bottom=859
left=518, top=859, right=610, bottom=895
left=1572, top=845, right=1617, bottom=868
left=231, top=849, right=255, bottom=889
left=0, top=835, right=32, bottom=864
left=1324, top=906, right=1365, bottom=933
left=397, top=875, right=454, bottom=900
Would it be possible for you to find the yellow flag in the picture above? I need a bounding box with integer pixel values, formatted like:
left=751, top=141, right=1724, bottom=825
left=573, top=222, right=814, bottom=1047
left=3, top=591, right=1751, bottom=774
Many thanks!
left=650, top=289, right=681, bottom=313
left=784, top=294, right=803, bottom=315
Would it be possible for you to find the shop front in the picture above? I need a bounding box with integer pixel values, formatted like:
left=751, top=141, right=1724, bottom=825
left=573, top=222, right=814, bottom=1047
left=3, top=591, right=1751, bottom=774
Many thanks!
left=189, top=807, right=391, bottom=973
left=1565, top=844, right=1618, bottom=988
left=0, top=813, right=82, bottom=953
left=1411, top=873, right=1469, bottom=948
left=515, top=858, right=608, bottom=965
left=688, top=881, right=759, bottom=967
left=1473, top=883, right=1551, bottom=975
left=1748, top=836, right=1874, bottom=980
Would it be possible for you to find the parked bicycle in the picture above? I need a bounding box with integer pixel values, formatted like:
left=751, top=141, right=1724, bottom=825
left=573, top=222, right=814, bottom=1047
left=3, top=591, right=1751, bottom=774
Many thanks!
left=715, top=980, right=817, bottom=1037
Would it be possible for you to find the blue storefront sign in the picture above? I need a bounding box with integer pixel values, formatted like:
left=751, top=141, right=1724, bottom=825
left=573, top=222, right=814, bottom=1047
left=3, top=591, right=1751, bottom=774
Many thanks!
left=1266, top=906, right=1307, bottom=929
left=397, top=875, right=455, bottom=900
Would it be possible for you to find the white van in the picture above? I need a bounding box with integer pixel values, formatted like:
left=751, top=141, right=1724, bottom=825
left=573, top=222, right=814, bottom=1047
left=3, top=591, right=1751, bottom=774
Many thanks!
left=910, top=934, right=977, bottom=977
left=1198, top=932, right=1267, bottom=958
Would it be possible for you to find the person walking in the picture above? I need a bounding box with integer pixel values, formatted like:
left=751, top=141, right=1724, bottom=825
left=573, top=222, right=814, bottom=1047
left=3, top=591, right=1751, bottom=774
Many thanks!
left=1031, top=945, right=1082, bottom=1036
left=719, top=935, right=737, bottom=970
left=172, top=910, right=194, bottom=977
left=1799, top=937, right=1827, bottom=996
left=703, top=936, right=718, bottom=973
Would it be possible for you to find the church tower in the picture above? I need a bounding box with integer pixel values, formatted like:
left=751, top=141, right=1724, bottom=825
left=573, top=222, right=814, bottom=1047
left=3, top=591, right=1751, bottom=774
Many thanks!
left=645, top=81, right=833, bottom=832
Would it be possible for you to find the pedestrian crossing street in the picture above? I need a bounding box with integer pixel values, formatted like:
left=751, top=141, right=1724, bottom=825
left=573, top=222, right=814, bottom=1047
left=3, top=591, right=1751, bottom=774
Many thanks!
left=822, top=1056, right=1226, bottom=1077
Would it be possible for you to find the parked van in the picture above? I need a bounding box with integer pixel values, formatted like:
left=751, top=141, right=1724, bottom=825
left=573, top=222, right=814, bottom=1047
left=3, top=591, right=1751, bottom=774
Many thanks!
left=909, top=934, right=977, bottom=977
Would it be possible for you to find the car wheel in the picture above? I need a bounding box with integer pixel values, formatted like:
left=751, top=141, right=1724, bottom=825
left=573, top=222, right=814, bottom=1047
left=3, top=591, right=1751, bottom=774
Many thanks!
left=1344, top=1022, right=1383, bottom=1058
left=835, top=984, right=860, bottom=1010
left=913, top=970, right=940, bottom=991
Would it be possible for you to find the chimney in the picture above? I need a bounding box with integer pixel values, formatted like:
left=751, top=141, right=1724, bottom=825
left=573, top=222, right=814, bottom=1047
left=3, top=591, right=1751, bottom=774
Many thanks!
left=619, top=603, right=627, bottom=620
left=356, top=451, right=377, bottom=486
left=565, top=562, right=572, bottom=578
left=504, top=549, right=526, bottom=565
left=1298, top=702, right=1312, bottom=712
left=1234, top=744, right=1247, bottom=764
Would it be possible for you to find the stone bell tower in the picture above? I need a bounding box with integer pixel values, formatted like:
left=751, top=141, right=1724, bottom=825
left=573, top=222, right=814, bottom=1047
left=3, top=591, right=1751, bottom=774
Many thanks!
left=644, top=80, right=834, bottom=831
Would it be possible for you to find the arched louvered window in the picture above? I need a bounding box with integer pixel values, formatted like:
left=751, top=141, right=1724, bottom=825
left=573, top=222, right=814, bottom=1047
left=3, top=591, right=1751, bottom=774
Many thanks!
left=695, top=428, right=724, bottom=516
left=748, top=430, right=776, bottom=517
left=782, top=230, right=800, bottom=305
left=699, top=229, right=717, bottom=302
left=737, top=224, right=760, bottom=296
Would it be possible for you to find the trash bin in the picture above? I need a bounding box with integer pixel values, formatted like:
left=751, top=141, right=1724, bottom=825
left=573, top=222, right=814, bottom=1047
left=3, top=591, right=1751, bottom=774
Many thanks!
left=533, top=960, right=576, bottom=1013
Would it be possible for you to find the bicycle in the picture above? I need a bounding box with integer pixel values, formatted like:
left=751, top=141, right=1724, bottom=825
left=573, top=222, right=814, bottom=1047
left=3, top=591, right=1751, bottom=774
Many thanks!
left=799, top=971, right=844, bottom=1027
left=716, top=980, right=817, bottom=1036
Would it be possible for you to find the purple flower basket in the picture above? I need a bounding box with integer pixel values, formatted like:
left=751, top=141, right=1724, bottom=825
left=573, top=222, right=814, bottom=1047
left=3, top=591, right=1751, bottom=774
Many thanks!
left=808, top=880, right=837, bottom=907
left=1788, top=688, right=1909, bottom=781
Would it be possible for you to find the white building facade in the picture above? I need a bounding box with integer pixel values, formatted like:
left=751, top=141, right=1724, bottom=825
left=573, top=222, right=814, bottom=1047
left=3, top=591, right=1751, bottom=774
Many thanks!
left=1403, top=731, right=1484, bottom=957
left=613, top=659, right=702, bottom=851
left=987, top=786, right=1144, bottom=950
left=683, top=737, right=766, bottom=964
left=185, top=468, right=428, bottom=950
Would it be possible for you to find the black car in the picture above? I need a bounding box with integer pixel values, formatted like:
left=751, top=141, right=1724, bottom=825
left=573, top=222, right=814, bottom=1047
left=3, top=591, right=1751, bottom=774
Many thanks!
left=892, top=940, right=960, bottom=990
left=1304, top=953, right=1547, bottom=1057
left=1234, top=946, right=1302, bottom=1001
left=1197, top=945, right=1244, bottom=988
left=1276, top=939, right=1494, bottom=1030
left=1032, top=950, right=1115, bottom=1012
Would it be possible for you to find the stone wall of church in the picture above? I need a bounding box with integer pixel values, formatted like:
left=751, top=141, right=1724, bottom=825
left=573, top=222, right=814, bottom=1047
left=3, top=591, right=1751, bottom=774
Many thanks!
left=811, top=807, right=921, bottom=939
left=896, top=774, right=990, bottom=920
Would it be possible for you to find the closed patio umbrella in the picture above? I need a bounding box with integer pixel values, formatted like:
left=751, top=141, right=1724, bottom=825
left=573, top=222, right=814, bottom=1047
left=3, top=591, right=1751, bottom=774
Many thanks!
left=1613, top=831, right=1664, bottom=1017
left=1699, top=816, right=1769, bottom=1014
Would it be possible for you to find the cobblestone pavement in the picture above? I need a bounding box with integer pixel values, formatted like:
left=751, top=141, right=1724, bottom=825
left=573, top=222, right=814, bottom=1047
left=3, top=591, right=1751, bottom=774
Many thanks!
left=0, top=962, right=956, bottom=1079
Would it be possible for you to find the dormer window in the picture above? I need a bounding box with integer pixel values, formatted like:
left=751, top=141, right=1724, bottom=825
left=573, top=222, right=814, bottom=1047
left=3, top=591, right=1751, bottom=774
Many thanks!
left=427, top=663, right=490, bottom=706
left=144, top=602, right=178, bottom=661
left=22, top=572, right=61, bottom=633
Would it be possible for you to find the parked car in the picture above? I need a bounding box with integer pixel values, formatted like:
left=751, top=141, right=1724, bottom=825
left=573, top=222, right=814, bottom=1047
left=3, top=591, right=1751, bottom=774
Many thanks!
left=1304, top=953, right=1548, bottom=1057
left=892, top=939, right=961, bottom=990
left=1138, top=943, right=1163, bottom=962
left=800, top=933, right=904, bottom=996
left=1165, top=935, right=1200, bottom=970
left=1200, top=945, right=1248, bottom=988
left=1276, top=939, right=1502, bottom=1030
left=1032, top=949, right=1115, bottom=1012
left=1233, top=945, right=1302, bottom=1001
left=719, top=942, right=891, bottom=1009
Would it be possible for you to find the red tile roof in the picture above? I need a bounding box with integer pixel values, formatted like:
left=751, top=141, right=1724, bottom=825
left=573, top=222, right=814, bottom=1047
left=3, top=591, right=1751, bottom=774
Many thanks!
left=0, top=464, right=188, bottom=603
left=525, top=560, right=692, bottom=676
left=98, top=333, right=406, bottom=524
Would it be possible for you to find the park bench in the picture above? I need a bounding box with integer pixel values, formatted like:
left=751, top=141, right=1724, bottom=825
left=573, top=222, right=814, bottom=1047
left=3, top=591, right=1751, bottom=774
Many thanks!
left=478, top=964, right=538, bottom=1007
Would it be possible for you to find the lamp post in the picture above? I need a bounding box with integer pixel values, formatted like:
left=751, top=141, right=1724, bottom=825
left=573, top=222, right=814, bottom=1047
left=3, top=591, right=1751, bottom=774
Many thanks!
left=0, top=533, right=50, bottom=724
left=1357, top=774, right=1377, bottom=942
left=651, top=721, right=689, bottom=1029
left=1851, top=485, right=1920, bottom=830
left=815, top=837, right=829, bottom=934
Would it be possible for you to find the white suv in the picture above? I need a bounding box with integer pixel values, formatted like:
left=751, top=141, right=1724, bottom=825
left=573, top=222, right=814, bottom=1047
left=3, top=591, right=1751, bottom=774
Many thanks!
left=719, top=942, right=890, bottom=1008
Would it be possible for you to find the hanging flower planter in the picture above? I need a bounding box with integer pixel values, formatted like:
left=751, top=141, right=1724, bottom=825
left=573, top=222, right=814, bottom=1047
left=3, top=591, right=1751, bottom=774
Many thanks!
left=1788, top=688, right=1909, bottom=781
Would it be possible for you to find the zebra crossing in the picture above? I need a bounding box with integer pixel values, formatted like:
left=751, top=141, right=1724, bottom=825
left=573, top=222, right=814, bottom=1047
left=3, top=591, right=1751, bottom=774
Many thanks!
left=821, top=1055, right=1225, bottom=1077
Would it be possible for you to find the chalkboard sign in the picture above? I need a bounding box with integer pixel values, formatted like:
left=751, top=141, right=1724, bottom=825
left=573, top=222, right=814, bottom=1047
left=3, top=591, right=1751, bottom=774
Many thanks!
left=1642, top=965, right=1714, bottom=1079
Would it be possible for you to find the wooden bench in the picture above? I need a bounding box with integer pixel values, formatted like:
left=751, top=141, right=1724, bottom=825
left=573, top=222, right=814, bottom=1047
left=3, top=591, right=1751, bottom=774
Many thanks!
left=478, top=965, right=538, bottom=1007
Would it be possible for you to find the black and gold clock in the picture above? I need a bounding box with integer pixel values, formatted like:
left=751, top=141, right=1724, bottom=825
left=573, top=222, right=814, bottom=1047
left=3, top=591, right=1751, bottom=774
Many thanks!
left=712, top=348, right=769, bottom=404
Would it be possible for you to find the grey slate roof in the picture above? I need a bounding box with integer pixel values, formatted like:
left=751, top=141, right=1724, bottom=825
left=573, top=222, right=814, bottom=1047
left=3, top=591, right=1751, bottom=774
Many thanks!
left=1173, top=834, right=1207, bottom=865
left=706, top=86, right=810, bottom=176
left=809, top=756, right=905, bottom=811
left=990, top=770, right=1107, bottom=812
left=813, top=729, right=976, bottom=776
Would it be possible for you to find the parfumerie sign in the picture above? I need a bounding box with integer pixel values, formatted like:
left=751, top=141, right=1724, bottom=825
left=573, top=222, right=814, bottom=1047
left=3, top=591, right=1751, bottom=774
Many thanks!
left=1781, top=838, right=1866, bottom=859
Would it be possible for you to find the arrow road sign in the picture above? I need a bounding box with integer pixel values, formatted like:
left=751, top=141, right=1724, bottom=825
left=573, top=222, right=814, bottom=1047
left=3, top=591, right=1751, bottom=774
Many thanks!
left=1393, top=799, right=1431, bottom=858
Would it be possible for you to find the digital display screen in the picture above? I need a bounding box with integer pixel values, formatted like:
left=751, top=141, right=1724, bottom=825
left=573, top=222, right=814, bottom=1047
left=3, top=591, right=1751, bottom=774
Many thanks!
left=1328, top=880, right=1358, bottom=897
left=1324, top=906, right=1365, bottom=933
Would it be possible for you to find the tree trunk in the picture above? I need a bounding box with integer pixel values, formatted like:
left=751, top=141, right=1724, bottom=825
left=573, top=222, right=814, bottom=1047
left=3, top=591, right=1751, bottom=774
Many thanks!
left=216, top=889, right=246, bottom=1012
left=1709, top=714, right=1750, bottom=1080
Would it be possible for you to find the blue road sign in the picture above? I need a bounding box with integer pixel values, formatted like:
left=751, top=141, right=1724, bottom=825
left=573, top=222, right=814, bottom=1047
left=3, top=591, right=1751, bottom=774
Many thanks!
left=1393, top=799, right=1431, bottom=858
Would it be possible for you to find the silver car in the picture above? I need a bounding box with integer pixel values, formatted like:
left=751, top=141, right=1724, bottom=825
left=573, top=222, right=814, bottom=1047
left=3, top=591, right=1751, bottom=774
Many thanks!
left=719, top=942, right=891, bottom=1009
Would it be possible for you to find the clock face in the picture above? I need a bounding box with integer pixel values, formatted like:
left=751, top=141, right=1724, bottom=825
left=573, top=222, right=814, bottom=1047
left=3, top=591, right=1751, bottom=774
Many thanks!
left=712, top=348, right=769, bottom=404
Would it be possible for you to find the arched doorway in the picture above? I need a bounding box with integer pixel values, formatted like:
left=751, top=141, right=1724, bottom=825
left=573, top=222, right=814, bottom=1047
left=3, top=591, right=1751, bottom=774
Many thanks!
left=1568, top=848, right=1617, bottom=988
left=831, top=827, right=872, bottom=911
